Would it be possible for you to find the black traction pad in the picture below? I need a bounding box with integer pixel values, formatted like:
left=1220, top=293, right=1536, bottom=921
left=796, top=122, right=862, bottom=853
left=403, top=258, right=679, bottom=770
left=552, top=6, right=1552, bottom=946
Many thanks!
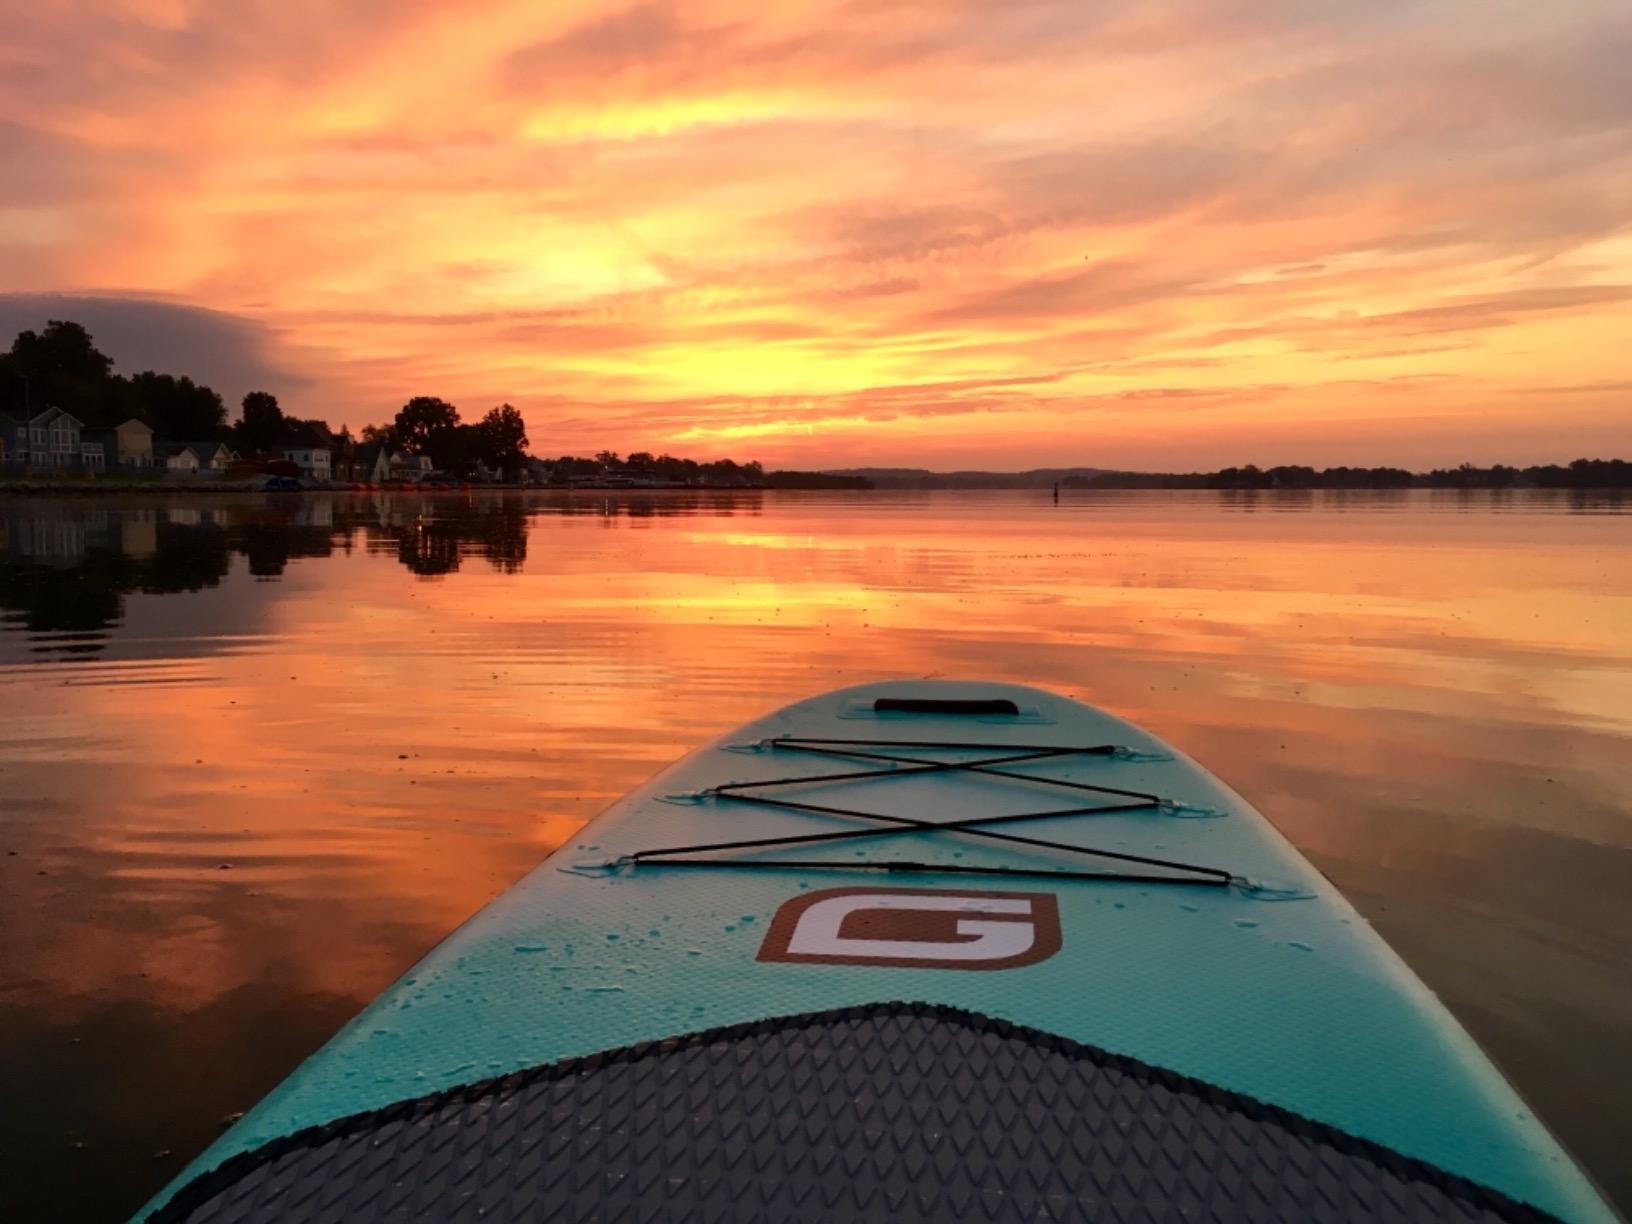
left=150, top=1002, right=1558, bottom=1223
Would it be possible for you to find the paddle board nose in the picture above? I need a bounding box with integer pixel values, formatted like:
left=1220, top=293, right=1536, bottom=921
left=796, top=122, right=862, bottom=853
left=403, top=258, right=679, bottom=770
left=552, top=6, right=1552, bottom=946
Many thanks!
left=136, top=681, right=1617, bottom=1224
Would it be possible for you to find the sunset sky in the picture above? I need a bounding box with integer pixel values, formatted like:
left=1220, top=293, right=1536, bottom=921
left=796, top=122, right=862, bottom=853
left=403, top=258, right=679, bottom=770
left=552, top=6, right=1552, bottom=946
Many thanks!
left=2, top=0, right=1630, bottom=469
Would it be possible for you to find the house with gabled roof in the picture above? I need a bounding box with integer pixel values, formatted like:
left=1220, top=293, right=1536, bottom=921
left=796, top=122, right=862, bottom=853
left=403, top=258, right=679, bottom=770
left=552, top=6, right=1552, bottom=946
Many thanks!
left=187, top=441, right=238, bottom=472
left=82, top=418, right=156, bottom=472
left=1, top=407, right=87, bottom=469
left=157, top=440, right=235, bottom=474
left=350, top=441, right=392, bottom=483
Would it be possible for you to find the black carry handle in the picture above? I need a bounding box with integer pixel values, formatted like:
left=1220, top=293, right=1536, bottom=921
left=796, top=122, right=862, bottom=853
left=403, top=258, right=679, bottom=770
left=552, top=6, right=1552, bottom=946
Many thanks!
left=872, top=697, right=1020, bottom=716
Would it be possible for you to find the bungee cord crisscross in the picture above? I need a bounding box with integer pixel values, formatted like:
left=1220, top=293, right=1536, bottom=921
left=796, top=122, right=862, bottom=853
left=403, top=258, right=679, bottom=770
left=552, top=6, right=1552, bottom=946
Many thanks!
left=625, top=736, right=1240, bottom=888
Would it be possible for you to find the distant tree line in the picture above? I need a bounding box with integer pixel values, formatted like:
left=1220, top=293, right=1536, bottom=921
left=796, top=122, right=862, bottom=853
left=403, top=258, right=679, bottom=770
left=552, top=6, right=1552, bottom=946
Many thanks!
left=537, top=451, right=765, bottom=486
left=1066, top=460, right=1632, bottom=490
left=765, top=471, right=873, bottom=489
left=1, top=320, right=776, bottom=483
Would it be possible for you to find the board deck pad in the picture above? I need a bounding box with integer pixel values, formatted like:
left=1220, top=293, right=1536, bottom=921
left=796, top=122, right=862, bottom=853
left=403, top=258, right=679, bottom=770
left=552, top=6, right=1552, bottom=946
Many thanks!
left=137, top=682, right=1615, bottom=1223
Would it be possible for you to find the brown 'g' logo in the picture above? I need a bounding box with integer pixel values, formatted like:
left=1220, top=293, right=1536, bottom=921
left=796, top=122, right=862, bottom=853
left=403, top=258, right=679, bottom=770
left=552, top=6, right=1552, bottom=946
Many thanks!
left=757, top=887, right=1061, bottom=970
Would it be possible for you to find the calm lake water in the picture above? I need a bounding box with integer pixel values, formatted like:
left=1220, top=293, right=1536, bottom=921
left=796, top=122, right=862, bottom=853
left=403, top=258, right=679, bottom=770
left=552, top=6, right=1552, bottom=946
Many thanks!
left=1, top=488, right=1628, bottom=1221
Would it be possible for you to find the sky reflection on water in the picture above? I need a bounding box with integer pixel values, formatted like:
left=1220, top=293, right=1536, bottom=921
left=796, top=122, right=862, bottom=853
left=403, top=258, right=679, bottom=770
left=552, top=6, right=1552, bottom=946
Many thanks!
left=1, top=489, right=1629, bottom=1221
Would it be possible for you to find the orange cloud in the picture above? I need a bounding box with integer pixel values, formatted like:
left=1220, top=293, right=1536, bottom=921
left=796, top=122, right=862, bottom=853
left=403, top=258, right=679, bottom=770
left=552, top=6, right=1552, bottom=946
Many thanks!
left=2, top=0, right=1630, bottom=467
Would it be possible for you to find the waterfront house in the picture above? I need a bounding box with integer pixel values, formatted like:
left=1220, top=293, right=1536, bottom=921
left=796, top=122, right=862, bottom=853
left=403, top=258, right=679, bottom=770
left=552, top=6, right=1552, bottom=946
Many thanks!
left=2, top=407, right=97, bottom=470
left=346, top=444, right=431, bottom=483
left=183, top=441, right=237, bottom=473
left=112, top=419, right=155, bottom=468
left=1, top=407, right=87, bottom=469
left=390, top=450, right=432, bottom=481
left=277, top=443, right=331, bottom=481
left=81, top=428, right=117, bottom=473
left=351, top=441, right=391, bottom=483
left=82, top=419, right=156, bottom=473
left=45, top=408, right=84, bottom=468
left=159, top=442, right=201, bottom=474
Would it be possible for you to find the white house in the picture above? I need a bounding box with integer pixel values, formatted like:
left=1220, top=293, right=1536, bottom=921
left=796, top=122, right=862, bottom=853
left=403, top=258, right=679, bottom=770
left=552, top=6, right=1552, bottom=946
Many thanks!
left=390, top=450, right=432, bottom=480
left=187, top=442, right=237, bottom=472
left=279, top=446, right=331, bottom=481
left=161, top=443, right=201, bottom=474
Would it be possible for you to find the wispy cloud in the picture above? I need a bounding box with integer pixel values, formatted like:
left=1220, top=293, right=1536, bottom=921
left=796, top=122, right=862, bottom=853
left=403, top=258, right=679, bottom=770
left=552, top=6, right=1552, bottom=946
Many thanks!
left=1, top=0, right=1629, bottom=466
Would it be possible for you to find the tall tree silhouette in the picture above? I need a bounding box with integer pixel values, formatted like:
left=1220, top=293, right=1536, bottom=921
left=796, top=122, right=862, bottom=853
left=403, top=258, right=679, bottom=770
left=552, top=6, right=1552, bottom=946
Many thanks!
left=238, top=391, right=285, bottom=452
left=393, top=396, right=460, bottom=465
left=2, top=320, right=115, bottom=421
left=476, top=404, right=529, bottom=475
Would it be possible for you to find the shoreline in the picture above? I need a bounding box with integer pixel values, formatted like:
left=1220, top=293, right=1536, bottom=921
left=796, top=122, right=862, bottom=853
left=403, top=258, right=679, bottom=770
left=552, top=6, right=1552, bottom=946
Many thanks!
left=0, top=479, right=770, bottom=496
left=3, top=479, right=1629, bottom=499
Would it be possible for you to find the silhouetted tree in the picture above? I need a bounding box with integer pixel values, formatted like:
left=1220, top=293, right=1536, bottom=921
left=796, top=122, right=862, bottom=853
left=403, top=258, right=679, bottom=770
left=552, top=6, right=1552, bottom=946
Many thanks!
left=3, top=320, right=116, bottom=422
left=394, top=397, right=460, bottom=463
left=476, top=404, right=529, bottom=476
left=128, top=371, right=226, bottom=439
left=237, top=390, right=284, bottom=452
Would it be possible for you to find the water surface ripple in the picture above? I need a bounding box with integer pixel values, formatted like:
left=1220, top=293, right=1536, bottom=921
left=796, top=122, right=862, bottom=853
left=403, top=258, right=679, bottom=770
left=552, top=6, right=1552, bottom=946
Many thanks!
left=0, top=489, right=1628, bottom=1221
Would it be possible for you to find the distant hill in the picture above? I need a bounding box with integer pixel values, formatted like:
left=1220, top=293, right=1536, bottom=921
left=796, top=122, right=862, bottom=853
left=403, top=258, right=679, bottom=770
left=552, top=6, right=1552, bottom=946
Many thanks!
left=793, top=459, right=1632, bottom=491
left=821, top=467, right=1105, bottom=490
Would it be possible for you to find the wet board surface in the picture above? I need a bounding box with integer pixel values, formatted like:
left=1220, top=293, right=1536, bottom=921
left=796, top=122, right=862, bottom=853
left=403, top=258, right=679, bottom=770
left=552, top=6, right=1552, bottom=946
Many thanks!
left=139, top=681, right=1614, bottom=1223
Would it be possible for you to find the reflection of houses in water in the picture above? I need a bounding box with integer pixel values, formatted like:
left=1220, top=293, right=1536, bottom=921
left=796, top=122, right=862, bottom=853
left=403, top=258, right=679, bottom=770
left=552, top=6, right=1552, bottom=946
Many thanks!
left=120, top=510, right=159, bottom=560
left=0, top=504, right=115, bottom=565
left=161, top=506, right=225, bottom=529
left=3, top=493, right=764, bottom=654
left=290, top=498, right=333, bottom=528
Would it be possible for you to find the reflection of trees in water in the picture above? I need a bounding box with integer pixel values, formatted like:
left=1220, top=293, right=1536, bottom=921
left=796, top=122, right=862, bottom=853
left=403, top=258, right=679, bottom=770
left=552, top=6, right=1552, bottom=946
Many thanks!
left=394, top=523, right=461, bottom=577
left=0, top=496, right=541, bottom=646
left=382, top=500, right=529, bottom=576
left=0, top=551, right=129, bottom=637
left=236, top=519, right=339, bottom=579
left=0, top=492, right=767, bottom=651
left=0, top=518, right=230, bottom=650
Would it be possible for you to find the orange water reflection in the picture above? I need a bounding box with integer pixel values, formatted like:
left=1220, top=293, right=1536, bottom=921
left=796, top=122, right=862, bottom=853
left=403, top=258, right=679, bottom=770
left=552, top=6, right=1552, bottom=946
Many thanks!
left=1, top=489, right=1629, bottom=1219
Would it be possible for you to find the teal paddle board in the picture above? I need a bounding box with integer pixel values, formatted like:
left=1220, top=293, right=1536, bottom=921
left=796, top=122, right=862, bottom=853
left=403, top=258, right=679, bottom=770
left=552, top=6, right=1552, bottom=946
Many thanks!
left=139, top=681, right=1614, bottom=1222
